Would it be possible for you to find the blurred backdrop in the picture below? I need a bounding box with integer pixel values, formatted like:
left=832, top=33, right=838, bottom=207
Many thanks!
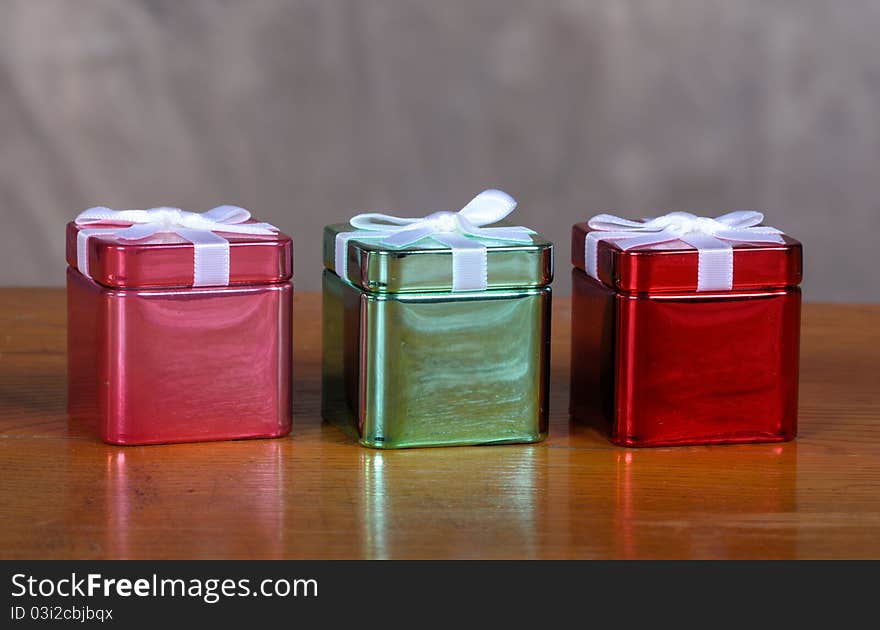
left=1, top=0, right=878, bottom=300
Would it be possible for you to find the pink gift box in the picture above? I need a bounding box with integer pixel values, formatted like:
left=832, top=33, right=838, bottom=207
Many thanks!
left=66, top=207, right=293, bottom=445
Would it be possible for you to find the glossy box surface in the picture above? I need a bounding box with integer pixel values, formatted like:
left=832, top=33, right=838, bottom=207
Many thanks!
left=322, top=226, right=553, bottom=449
left=323, top=222, right=553, bottom=293
left=66, top=223, right=293, bottom=446
left=570, top=223, right=802, bottom=447
left=65, top=221, right=292, bottom=288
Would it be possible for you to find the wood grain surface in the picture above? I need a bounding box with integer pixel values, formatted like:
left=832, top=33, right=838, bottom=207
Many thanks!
left=1, top=288, right=878, bottom=559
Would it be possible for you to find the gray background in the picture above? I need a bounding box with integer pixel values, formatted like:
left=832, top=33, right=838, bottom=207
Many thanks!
left=1, top=0, right=877, bottom=300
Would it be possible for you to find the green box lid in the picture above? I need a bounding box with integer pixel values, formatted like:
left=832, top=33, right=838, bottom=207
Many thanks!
left=323, top=222, right=554, bottom=294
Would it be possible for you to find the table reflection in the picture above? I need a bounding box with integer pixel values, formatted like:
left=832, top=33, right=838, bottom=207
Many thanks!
left=609, top=444, right=797, bottom=558
left=103, top=441, right=285, bottom=558
left=357, top=446, right=546, bottom=559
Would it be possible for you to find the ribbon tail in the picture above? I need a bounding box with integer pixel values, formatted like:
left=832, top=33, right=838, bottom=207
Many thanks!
left=432, top=232, right=488, bottom=292
left=349, top=213, right=423, bottom=231
left=677, top=233, right=733, bottom=291
left=380, top=222, right=437, bottom=248
left=584, top=230, right=677, bottom=280
left=588, top=214, right=662, bottom=231
left=210, top=222, right=278, bottom=236
left=175, top=228, right=231, bottom=287
left=75, top=208, right=157, bottom=226
left=715, top=228, right=786, bottom=244
left=74, top=207, right=121, bottom=225
left=76, top=223, right=163, bottom=279
left=334, top=230, right=393, bottom=282
left=612, top=230, right=686, bottom=252
left=112, top=223, right=163, bottom=241
left=464, top=225, right=535, bottom=243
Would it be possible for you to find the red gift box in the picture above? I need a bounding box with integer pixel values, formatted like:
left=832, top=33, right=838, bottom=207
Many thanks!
left=570, top=212, right=803, bottom=447
left=66, top=206, right=293, bottom=445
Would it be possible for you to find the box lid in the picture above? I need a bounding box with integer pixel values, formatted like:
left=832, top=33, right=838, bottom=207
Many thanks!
left=323, top=222, right=553, bottom=293
left=571, top=216, right=802, bottom=293
left=66, top=207, right=292, bottom=289
left=323, top=189, right=553, bottom=293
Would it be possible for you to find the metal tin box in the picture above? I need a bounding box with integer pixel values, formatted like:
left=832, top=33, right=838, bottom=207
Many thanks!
left=66, top=207, right=293, bottom=445
left=322, top=208, right=553, bottom=449
left=569, top=213, right=802, bottom=447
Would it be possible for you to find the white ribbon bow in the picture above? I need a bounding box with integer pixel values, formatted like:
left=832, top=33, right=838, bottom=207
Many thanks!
left=335, top=189, right=534, bottom=291
left=75, top=205, right=278, bottom=286
left=585, top=210, right=786, bottom=291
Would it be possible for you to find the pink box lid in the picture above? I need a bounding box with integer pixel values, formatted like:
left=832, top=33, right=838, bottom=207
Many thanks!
left=66, top=221, right=292, bottom=289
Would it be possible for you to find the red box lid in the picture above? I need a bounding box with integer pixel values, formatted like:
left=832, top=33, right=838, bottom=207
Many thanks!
left=571, top=221, right=802, bottom=293
left=66, top=220, right=292, bottom=289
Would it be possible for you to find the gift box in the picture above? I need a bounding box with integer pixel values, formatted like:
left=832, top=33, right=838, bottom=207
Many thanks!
left=570, top=211, right=802, bottom=447
left=322, top=190, right=553, bottom=449
left=66, top=206, right=293, bottom=445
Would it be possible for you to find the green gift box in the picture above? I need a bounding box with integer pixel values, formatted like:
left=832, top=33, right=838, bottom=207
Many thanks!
left=321, top=190, right=553, bottom=449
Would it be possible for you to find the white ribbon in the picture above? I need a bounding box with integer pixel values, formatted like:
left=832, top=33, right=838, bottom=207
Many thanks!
left=335, top=189, right=535, bottom=292
left=585, top=211, right=786, bottom=291
left=74, top=206, right=278, bottom=286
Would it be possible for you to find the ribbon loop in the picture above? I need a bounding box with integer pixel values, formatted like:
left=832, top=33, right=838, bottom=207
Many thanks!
left=458, top=189, right=518, bottom=225
left=74, top=205, right=278, bottom=286
left=334, top=189, right=534, bottom=292
left=584, top=210, right=785, bottom=291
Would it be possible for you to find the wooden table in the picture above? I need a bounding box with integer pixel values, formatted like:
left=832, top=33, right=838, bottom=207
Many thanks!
left=1, top=289, right=878, bottom=559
